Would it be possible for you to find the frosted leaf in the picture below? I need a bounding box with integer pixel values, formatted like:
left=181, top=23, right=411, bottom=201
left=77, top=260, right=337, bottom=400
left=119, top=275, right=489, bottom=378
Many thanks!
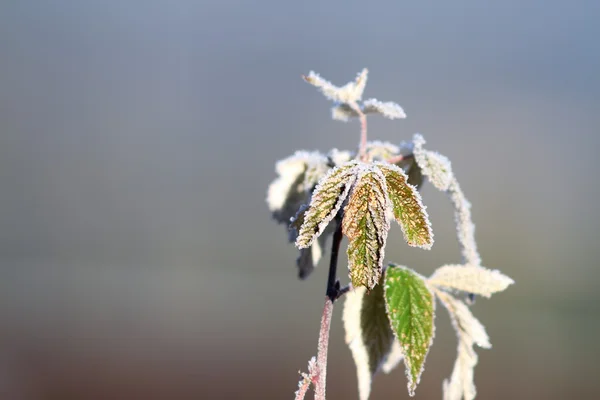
left=384, top=265, right=436, bottom=396
left=412, top=134, right=480, bottom=266
left=327, top=148, right=354, bottom=166
left=296, top=161, right=359, bottom=249
left=362, top=99, right=407, bottom=119
left=376, top=163, right=433, bottom=249
left=413, top=134, right=453, bottom=191
left=365, top=141, right=400, bottom=161
left=303, top=68, right=368, bottom=104
left=381, top=339, right=404, bottom=374
left=331, top=103, right=355, bottom=122
left=331, top=100, right=407, bottom=121
left=267, top=151, right=329, bottom=224
left=435, top=289, right=491, bottom=400
left=435, top=290, right=491, bottom=349
left=443, top=342, right=478, bottom=400
left=429, top=265, right=514, bottom=298
left=448, top=180, right=481, bottom=266
left=343, top=280, right=395, bottom=400
left=343, top=165, right=391, bottom=289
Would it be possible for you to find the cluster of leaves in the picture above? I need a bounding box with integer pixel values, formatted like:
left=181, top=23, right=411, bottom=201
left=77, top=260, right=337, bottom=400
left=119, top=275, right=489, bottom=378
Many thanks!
left=267, top=69, right=513, bottom=399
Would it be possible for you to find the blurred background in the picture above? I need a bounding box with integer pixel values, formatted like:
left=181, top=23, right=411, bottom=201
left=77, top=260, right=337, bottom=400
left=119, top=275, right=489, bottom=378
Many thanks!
left=0, top=0, right=599, bottom=399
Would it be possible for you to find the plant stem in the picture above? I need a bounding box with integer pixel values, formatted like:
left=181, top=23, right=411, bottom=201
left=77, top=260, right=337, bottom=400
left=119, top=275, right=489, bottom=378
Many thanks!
left=314, top=297, right=333, bottom=400
left=349, top=102, right=368, bottom=162
left=315, top=218, right=343, bottom=400
left=296, top=217, right=347, bottom=400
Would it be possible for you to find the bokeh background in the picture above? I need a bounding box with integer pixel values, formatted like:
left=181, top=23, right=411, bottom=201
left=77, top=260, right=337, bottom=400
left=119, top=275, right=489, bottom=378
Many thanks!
left=1, top=1, right=599, bottom=399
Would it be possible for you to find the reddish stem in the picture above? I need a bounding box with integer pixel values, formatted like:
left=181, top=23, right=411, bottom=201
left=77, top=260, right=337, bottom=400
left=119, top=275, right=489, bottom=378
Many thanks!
left=314, top=298, right=334, bottom=400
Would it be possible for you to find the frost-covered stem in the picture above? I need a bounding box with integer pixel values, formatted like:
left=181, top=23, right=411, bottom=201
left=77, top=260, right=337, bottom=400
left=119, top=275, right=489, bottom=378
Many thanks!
left=386, top=153, right=413, bottom=165
left=349, top=102, right=368, bottom=162
left=296, top=217, right=346, bottom=400
left=315, top=217, right=343, bottom=399
left=314, top=297, right=334, bottom=400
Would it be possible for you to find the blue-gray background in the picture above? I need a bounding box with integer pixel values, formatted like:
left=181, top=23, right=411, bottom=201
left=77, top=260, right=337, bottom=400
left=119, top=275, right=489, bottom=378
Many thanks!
left=0, top=1, right=598, bottom=399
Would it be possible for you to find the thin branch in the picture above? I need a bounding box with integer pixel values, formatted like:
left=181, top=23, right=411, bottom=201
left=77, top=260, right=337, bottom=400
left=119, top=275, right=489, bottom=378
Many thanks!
left=314, top=298, right=334, bottom=400
left=296, top=216, right=346, bottom=400
left=386, top=153, right=414, bottom=165
left=349, top=102, right=368, bottom=162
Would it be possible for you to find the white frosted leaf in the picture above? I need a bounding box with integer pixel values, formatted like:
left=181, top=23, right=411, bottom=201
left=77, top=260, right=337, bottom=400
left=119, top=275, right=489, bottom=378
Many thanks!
left=362, top=98, right=407, bottom=119
left=448, top=180, right=481, bottom=266
left=443, top=342, right=478, bottom=400
left=331, top=103, right=354, bottom=121
left=343, top=282, right=395, bottom=400
left=413, top=134, right=453, bottom=191
left=429, top=265, right=514, bottom=298
left=327, top=148, right=354, bottom=166
left=365, top=141, right=400, bottom=161
left=435, top=289, right=490, bottom=400
left=412, top=134, right=481, bottom=266
left=435, top=290, right=491, bottom=349
left=304, top=68, right=368, bottom=104
left=267, top=151, right=329, bottom=224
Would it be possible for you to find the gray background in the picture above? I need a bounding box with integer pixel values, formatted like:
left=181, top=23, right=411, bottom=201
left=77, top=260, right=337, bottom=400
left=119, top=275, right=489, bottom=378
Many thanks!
left=0, top=0, right=599, bottom=399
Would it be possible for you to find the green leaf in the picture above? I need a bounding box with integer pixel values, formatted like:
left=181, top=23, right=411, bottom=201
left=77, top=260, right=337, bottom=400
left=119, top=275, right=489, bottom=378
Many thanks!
left=342, top=168, right=390, bottom=289
left=295, top=161, right=359, bottom=249
left=384, top=264, right=435, bottom=396
left=343, top=280, right=395, bottom=400
left=376, top=163, right=433, bottom=249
